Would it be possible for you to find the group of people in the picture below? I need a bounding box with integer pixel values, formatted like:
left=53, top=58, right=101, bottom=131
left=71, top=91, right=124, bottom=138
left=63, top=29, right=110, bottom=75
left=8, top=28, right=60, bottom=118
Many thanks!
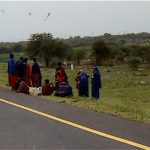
left=7, top=53, right=102, bottom=100
left=8, top=53, right=42, bottom=94
left=75, top=67, right=102, bottom=100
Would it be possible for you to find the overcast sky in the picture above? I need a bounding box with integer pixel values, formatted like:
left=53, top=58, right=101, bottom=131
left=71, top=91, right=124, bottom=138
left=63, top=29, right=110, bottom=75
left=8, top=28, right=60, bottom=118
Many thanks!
left=0, top=1, right=150, bottom=42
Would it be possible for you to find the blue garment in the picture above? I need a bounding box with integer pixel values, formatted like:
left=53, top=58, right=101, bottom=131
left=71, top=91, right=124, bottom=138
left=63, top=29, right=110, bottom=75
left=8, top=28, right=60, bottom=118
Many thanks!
left=79, top=72, right=89, bottom=97
left=8, top=58, right=16, bottom=75
left=92, top=67, right=102, bottom=99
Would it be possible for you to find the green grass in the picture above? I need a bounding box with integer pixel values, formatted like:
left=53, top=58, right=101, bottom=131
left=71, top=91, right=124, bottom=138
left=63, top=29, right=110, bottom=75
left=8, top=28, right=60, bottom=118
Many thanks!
left=0, top=63, right=150, bottom=123
left=0, top=52, right=26, bottom=63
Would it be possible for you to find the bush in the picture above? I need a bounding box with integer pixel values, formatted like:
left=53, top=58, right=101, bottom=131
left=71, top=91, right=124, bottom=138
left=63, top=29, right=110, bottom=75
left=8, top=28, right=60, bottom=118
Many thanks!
left=127, top=57, right=142, bottom=70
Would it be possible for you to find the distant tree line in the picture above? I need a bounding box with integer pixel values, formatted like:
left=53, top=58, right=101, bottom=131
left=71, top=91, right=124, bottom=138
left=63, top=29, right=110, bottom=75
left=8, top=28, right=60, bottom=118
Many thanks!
left=0, top=42, right=26, bottom=54
left=1, top=32, right=150, bottom=69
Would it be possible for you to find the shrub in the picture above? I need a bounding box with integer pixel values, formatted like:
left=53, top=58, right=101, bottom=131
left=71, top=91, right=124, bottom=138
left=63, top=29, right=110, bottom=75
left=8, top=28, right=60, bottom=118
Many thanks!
left=127, top=57, right=142, bottom=70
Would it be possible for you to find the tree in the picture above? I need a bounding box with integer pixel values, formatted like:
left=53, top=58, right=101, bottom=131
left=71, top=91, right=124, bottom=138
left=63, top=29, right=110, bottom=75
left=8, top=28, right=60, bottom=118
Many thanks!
left=73, top=48, right=87, bottom=65
left=40, top=39, right=55, bottom=67
left=127, top=57, right=142, bottom=70
left=12, top=43, right=23, bottom=52
left=143, top=46, right=150, bottom=68
left=26, top=33, right=69, bottom=67
left=92, top=39, right=110, bottom=65
left=26, top=33, right=53, bottom=59
left=108, top=43, right=125, bottom=64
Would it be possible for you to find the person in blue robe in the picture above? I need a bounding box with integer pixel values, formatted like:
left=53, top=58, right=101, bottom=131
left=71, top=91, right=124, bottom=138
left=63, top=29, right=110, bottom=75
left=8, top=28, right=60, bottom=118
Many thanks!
left=91, top=67, right=102, bottom=100
left=79, top=71, right=89, bottom=97
left=7, top=53, right=17, bottom=87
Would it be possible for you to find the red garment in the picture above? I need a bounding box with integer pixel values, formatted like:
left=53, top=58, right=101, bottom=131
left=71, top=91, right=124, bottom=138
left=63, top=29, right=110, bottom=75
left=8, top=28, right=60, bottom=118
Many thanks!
left=31, top=73, right=41, bottom=87
left=25, top=64, right=31, bottom=87
left=75, top=75, right=80, bottom=90
left=55, top=67, right=68, bottom=88
left=17, top=81, right=29, bottom=94
left=60, top=67, right=68, bottom=81
left=56, top=71, right=64, bottom=83
left=8, top=73, right=17, bottom=87
left=42, top=83, right=53, bottom=95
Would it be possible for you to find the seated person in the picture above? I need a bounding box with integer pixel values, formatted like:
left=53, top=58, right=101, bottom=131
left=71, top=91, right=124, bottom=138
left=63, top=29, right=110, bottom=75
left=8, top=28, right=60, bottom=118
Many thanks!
left=55, top=62, right=68, bottom=89
left=12, top=77, right=22, bottom=91
left=55, top=82, right=73, bottom=97
left=17, top=79, right=29, bottom=94
left=42, top=79, right=54, bottom=95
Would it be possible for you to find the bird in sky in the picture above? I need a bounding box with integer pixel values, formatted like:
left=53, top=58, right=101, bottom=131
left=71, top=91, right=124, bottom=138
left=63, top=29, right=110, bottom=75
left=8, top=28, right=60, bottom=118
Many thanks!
left=44, top=12, right=51, bottom=21
left=28, top=12, right=32, bottom=16
left=47, top=12, right=50, bottom=17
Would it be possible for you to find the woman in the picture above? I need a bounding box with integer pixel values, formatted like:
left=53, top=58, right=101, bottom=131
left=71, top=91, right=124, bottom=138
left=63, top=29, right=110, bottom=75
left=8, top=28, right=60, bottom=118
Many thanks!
left=7, top=53, right=17, bottom=88
left=79, top=71, right=89, bottom=97
left=55, top=62, right=68, bottom=89
left=24, top=58, right=32, bottom=87
left=31, top=58, right=42, bottom=87
left=91, top=67, right=102, bottom=100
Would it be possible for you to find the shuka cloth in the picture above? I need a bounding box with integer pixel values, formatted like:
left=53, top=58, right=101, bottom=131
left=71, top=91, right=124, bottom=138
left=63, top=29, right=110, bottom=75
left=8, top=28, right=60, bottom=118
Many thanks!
left=79, top=72, right=89, bottom=97
left=7, top=58, right=17, bottom=86
left=91, top=67, right=102, bottom=99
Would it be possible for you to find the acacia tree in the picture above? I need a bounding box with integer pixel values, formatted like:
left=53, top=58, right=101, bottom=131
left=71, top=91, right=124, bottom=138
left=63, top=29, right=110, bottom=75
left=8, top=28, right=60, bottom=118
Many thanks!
left=40, top=39, right=55, bottom=67
left=92, top=39, right=110, bottom=65
left=26, top=33, right=69, bottom=67
left=26, top=33, right=53, bottom=58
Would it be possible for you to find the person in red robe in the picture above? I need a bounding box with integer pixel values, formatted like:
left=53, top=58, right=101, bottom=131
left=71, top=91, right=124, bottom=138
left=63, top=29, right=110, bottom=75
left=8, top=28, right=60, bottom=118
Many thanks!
left=24, top=58, right=31, bottom=87
left=17, top=79, right=29, bottom=94
left=7, top=53, right=17, bottom=88
left=75, top=70, right=82, bottom=94
left=55, top=62, right=68, bottom=89
left=42, top=79, right=54, bottom=95
left=31, top=58, right=42, bottom=87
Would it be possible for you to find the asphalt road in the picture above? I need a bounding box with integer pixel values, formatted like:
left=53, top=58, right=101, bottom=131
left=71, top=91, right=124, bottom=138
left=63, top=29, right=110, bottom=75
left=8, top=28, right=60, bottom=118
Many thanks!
left=0, top=87, right=150, bottom=149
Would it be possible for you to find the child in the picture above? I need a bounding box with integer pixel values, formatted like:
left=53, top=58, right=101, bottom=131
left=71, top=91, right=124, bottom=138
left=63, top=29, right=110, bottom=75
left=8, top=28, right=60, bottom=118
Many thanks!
left=42, top=79, right=54, bottom=95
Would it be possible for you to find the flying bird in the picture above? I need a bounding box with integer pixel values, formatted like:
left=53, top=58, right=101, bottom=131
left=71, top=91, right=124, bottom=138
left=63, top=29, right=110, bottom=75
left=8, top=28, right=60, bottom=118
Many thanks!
left=44, top=12, right=51, bottom=21
left=47, top=12, right=50, bottom=17
left=28, top=12, right=32, bottom=16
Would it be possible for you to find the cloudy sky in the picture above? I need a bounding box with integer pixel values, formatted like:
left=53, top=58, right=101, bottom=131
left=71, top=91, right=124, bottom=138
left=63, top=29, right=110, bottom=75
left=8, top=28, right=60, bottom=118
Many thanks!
left=0, top=1, right=150, bottom=42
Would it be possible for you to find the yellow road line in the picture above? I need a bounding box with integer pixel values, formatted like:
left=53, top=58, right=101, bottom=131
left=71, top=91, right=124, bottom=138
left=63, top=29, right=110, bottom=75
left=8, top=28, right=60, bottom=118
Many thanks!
left=0, top=98, right=149, bottom=150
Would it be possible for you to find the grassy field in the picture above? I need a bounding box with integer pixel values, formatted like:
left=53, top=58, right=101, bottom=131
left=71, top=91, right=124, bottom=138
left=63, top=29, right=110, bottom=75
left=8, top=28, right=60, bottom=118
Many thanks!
left=0, top=52, right=26, bottom=63
left=0, top=63, right=150, bottom=123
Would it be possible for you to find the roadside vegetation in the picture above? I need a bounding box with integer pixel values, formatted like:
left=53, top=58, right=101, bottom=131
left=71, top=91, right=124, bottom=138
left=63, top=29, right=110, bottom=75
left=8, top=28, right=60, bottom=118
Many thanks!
left=0, top=32, right=150, bottom=123
left=0, top=63, right=150, bottom=123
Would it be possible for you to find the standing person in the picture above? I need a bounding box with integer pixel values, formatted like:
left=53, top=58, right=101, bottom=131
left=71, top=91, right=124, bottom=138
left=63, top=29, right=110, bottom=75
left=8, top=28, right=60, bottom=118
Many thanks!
left=7, top=53, right=17, bottom=88
left=75, top=70, right=82, bottom=95
left=16, top=57, right=26, bottom=80
left=91, top=67, right=102, bottom=100
left=79, top=71, right=89, bottom=97
left=31, top=57, right=42, bottom=87
left=24, top=58, right=31, bottom=87
left=55, top=62, right=68, bottom=89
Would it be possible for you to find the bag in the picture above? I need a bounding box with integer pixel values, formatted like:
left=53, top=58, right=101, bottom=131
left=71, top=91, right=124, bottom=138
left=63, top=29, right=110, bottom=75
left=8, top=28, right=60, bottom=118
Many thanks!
left=29, top=87, right=42, bottom=96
